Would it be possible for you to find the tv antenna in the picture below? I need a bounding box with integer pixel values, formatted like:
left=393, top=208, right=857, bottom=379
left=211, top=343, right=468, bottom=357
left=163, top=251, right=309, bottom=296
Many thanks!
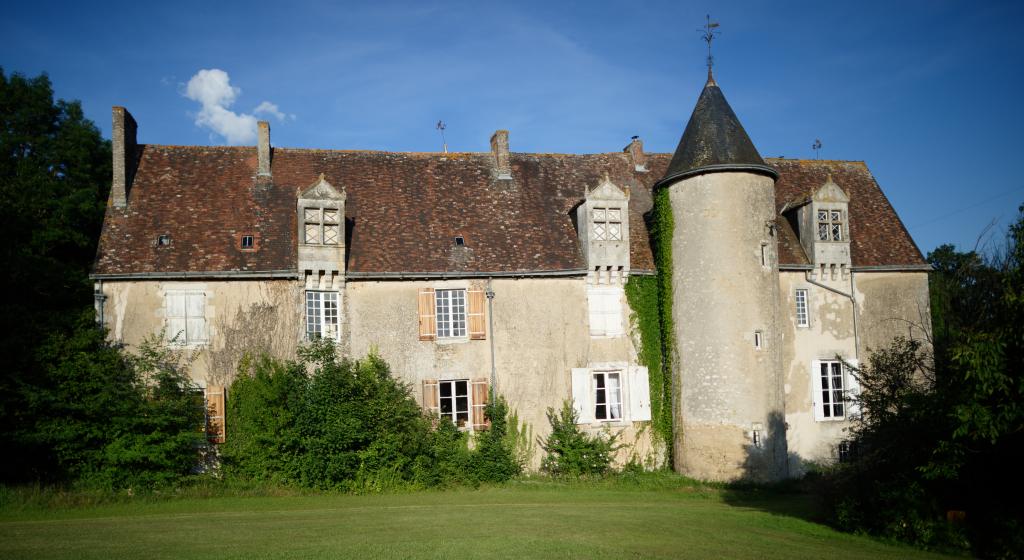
left=699, top=15, right=721, bottom=74
left=436, top=120, right=448, bottom=154
left=812, top=139, right=822, bottom=160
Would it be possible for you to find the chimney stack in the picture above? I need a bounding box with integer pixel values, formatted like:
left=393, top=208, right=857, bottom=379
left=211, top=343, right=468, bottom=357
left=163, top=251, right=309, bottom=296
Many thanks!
left=624, top=136, right=647, bottom=172
left=257, top=121, right=272, bottom=179
left=490, top=130, right=511, bottom=180
left=111, top=107, right=138, bottom=208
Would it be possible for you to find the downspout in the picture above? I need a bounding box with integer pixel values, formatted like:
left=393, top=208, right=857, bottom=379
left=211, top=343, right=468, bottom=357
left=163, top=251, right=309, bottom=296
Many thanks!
left=804, top=270, right=860, bottom=361
left=486, top=278, right=497, bottom=391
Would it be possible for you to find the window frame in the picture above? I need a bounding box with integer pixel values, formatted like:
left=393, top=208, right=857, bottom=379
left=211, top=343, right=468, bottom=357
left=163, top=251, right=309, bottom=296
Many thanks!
left=592, top=370, right=623, bottom=422
left=435, top=288, right=468, bottom=340
left=591, top=206, right=623, bottom=241
left=305, top=290, right=340, bottom=341
left=817, top=360, right=846, bottom=421
left=165, top=291, right=206, bottom=346
left=302, top=206, right=341, bottom=246
left=795, top=289, right=809, bottom=328
left=438, top=379, right=471, bottom=428
left=817, top=208, right=845, bottom=242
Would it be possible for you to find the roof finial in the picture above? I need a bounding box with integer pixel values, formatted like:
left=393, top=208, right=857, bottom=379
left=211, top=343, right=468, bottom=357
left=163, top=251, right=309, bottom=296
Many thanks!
left=700, top=15, right=721, bottom=82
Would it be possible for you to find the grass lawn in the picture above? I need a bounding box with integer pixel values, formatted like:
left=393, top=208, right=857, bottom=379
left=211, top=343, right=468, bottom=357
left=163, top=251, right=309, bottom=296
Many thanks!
left=0, top=482, right=958, bottom=559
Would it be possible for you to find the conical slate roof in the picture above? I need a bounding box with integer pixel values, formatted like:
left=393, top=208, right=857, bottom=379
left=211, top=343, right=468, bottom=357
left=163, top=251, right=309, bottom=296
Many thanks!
left=656, top=72, right=777, bottom=188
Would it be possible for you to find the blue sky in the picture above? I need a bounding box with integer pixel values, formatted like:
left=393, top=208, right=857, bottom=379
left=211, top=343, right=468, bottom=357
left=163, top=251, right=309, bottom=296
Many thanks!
left=4, top=0, right=1023, bottom=255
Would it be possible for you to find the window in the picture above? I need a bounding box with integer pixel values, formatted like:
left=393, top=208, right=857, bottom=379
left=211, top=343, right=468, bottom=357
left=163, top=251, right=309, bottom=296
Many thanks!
left=593, top=371, right=623, bottom=421
left=435, top=289, right=467, bottom=339
left=817, top=209, right=843, bottom=241
left=241, top=235, right=254, bottom=249
left=592, top=207, right=622, bottom=241
left=303, top=207, right=340, bottom=245
left=166, top=292, right=206, bottom=345
left=422, top=378, right=489, bottom=430
left=754, top=331, right=764, bottom=350
left=587, top=287, right=624, bottom=338
left=837, top=440, right=857, bottom=463
left=305, top=291, right=339, bottom=341
left=818, top=360, right=845, bottom=419
left=157, top=234, right=171, bottom=246
left=795, top=289, right=809, bottom=327
left=439, top=379, right=470, bottom=427
left=418, top=288, right=486, bottom=341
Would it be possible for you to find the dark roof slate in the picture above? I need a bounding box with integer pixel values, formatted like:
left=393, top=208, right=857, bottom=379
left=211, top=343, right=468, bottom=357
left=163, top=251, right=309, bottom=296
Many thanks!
left=92, top=147, right=924, bottom=277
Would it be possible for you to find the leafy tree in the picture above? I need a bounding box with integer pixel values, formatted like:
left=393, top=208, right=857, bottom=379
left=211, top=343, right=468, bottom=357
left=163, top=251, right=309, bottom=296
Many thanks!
left=539, top=401, right=621, bottom=476
left=0, top=69, right=111, bottom=482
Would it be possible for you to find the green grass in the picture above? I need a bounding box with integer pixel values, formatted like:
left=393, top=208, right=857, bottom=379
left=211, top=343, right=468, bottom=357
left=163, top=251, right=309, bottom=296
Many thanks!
left=0, top=480, right=958, bottom=560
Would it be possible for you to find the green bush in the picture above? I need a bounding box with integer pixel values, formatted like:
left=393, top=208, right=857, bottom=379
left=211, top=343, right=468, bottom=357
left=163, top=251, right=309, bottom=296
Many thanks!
left=538, top=401, right=621, bottom=476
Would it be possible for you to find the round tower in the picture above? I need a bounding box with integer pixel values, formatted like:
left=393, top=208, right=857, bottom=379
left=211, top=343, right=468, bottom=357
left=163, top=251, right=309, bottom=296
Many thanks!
left=655, top=72, right=787, bottom=482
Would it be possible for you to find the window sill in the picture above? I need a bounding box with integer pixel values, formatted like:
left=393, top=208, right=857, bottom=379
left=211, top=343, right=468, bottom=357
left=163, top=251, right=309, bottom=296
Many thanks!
left=435, top=337, right=470, bottom=345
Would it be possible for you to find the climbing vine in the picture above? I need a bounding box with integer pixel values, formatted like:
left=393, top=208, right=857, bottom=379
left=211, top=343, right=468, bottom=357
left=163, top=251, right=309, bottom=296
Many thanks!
left=624, top=186, right=676, bottom=466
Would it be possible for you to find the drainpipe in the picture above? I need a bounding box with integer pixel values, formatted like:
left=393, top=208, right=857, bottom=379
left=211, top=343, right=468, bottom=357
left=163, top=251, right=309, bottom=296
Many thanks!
left=485, top=278, right=497, bottom=391
left=804, top=270, right=860, bottom=361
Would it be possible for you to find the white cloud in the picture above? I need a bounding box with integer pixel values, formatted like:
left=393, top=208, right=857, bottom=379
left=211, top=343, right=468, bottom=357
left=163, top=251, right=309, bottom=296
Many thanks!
left=183, top=69, right=291, bottom=144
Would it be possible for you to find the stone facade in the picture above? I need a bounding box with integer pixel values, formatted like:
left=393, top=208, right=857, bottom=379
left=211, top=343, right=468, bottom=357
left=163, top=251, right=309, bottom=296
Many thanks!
left=93, top=75, right=931, bottom=480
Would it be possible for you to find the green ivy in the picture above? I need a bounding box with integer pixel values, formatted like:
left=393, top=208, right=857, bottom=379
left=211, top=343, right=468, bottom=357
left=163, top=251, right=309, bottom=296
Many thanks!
left=624, top=186, right=676, bottom=466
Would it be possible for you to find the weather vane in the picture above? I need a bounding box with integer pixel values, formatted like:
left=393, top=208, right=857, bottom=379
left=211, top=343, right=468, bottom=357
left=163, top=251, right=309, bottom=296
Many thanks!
left=699, top=15, right=721, bottom=73
left=812, top=139, right=822, bottom=160
left=436, top=120, right=448, bottom=154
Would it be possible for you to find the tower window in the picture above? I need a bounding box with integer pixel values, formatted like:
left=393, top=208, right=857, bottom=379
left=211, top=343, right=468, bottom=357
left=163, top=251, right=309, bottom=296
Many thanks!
left=592, top=207, right=622, bottom=241
left=754, top=330, right=764, bottom=350
left=795, top=289, right=809, bottom=327
left=817, top=209, right=844, bottom=241
left=304, top=207, right=340, bottom=245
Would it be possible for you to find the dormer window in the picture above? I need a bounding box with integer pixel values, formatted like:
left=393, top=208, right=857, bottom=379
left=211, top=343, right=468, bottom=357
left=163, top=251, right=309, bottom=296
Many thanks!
left=241, top=235, right=254, bottom=249
left=817, top=209, right=843, bottom=241
left=304, top=207, right=340, bottom=245
left=592, top=207, right=622, bottom=241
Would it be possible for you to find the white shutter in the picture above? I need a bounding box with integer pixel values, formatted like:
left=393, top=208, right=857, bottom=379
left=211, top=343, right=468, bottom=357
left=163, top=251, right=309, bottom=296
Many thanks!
left=571, top=368, right=593, bottom=424
left=186, top=294, right=206, bottom=342
left=811, top=360, right=825, bottom=421
left=845, top=359, right=861, bottom=418
left=627, top=366, right=651, bottom=421
left=166, top=293, right=186, bottom=344
left=605, top=290, right=624, bottom=337
left=587, top=291, right=605, bottom=337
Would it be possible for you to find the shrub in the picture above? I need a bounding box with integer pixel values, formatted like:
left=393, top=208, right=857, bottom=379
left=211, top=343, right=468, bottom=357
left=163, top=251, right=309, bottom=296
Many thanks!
left=469, top=393, right=522, bottom=482
left=538, top=401, right=621, bottom=476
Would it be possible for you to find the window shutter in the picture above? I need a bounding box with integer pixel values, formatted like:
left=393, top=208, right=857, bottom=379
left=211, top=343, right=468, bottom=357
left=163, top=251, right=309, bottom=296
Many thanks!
left=206, top=385, right=226, bottom=444
left=605, top=291, right=624, bottom=337
left=166, top=293, right=186, bottom=343
left=418, top=288, right=436, bottom=341
left=186, top=294, right=206, bottom=342
left=627, top=366, right=651, bottom=421
left=468, top=289, right=486, bottom=340
left=811, top=360, right=825, bottom=421
left=422, top=379, right=440, bottom=415
left=571, top=368, right=593, bottom=424
left=845, top=359, right=861, bottom=418
left=471, top=378, right=489, bottom=430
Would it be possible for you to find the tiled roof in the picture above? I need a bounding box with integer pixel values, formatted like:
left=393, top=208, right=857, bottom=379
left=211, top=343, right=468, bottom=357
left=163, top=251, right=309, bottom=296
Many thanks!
left=92, top=147, right=924, bottom=277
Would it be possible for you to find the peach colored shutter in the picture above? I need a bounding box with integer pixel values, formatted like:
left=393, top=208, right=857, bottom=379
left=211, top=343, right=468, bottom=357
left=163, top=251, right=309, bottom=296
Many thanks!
left=206, top=385, right=226, bottom=444
left=418, top=288, right=436, bottom=340
left=422, top=379, right=440, bottom=416
left=471, top=378, right=489, bottom=430
left=468, top=289, right=486, bottom=340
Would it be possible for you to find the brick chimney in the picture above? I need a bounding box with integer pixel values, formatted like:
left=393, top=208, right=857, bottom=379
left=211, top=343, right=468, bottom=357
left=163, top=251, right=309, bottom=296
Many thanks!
left=111, top=107, right=138, bottom=208
left=490, top=130, right=511, bottom=180
left=257, top=121, right=272, bottom=180
left=624, top=136, right=647, bottom=172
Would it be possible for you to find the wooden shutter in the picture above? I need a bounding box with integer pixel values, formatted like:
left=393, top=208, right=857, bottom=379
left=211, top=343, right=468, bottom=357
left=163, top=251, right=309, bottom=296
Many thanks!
left=811, top=360, right=826, bottom=421
left=418, top=288, right=436, bottom=340
left=845, top=359, right=861, bottom=418
left=471, top=378, right=489, bottom=430
left=627, top=366, right=651, bottom=421
left=206, top=385, right=226, bottom=444
left=468, top=289, right=486, bottom=340
left=571, top=368, right=593, bottom=424
left=422, top=379, right=440, bottom=415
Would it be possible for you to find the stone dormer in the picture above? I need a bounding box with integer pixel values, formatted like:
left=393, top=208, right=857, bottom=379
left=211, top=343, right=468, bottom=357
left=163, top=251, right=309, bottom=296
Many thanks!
left=298, top=174, right=346, bottom=290
left=796, top=174, right=851, bottom=279
left=576, top=174, right=630, bottom=284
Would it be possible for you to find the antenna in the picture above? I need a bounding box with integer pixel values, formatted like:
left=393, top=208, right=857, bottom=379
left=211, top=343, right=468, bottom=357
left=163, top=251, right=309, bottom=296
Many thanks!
left=436, top=120, right=448, bottom=154
left=698, top=15, right=721, bottom=73
left=812, top=139, right=822, bottom=160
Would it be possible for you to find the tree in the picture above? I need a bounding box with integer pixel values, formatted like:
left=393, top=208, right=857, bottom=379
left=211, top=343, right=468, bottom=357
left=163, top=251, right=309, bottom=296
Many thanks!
left=0, top=69, right=112, bottom=482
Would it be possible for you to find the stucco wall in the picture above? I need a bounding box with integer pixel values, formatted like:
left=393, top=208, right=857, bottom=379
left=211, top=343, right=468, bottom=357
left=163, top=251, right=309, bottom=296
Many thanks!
left=99, top=279, right=303, bottom=386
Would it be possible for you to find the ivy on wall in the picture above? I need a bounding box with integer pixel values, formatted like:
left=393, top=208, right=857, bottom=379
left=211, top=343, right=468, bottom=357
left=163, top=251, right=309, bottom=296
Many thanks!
left=625, top=187, right=676, bottom=465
